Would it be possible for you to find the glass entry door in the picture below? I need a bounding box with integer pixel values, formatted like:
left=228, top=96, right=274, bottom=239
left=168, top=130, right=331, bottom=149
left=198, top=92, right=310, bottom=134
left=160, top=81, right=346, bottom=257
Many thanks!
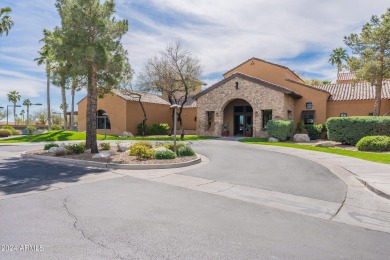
left=233, top=106, right=253, bottom=136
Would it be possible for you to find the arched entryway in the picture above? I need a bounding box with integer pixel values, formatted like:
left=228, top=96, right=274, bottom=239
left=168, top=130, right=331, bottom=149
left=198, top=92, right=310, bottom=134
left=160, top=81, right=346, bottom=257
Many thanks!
left=223, top=99, right=253, bottom=137
left=96, top=110, right=111, bottom=130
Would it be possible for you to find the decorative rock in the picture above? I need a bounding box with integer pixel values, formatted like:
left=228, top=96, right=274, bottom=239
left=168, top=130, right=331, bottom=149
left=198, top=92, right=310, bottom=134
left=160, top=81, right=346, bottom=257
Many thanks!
left=59, top=143, right=67, bottom=148
left=48, top=147, right=58, bottom=153
left=315, top=141, right=336, bottom=148
left=92, top=150, right=115, bottom=158
left=153, top=146, right=169, bottom=152
left=293, top=134, right=310, bottom=142
left=121, top=131, right=134, bottom=138
left=54, top=147, right=68, bottom=156
left=116, top=142, right=131, bottom=152
left=268, top=137, right=280, bottom=142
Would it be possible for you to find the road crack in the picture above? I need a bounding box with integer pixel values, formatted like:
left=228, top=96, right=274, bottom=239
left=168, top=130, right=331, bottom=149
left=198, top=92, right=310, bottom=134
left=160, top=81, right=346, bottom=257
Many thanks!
left=62, top=196, right=125, bottom=259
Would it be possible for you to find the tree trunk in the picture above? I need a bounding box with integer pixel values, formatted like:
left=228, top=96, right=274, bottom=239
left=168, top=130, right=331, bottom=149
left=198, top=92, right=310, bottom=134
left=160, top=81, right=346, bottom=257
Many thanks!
left=168, top=109, right=175, bottom=136
left=47, top=63, right=51, bottom=130
left=70, top=77, right=76, bottom=130
left=373, top=49, right=385, bottom=116
left=61, top=75, right=68, bottom=130
left=178, top=114, right=185, bottom=140
left=13, top=103, right=16, bottom=125
left=27, top=106, right=29, bottom=125
left=86, top=64, right=98, bottom=153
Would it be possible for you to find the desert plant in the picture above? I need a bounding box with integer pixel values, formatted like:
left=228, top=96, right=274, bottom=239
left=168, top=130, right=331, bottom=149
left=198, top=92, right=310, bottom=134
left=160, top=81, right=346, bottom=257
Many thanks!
left=0, top=129, right=12, bottom=137
left=25, top=125, right=37, bottom=135
left=51, top=124, right=62, bottom=130
left=65, top=143, right=85, bottom=154
left=129, top=143, right=155, bottom=159
left=44, top=143, right=59, bottom=150
left=136, top=141, right=153, bottom=148
left=304, top=124, right=325, bottom=140
left=265, top=120, right=294, bottom=141
left=154, top=149, right=177, bottom=160
left=164, top=142, right=185, bottom=152
left=99, top=142, right=111, bottom=150
left=327, top=116, right=390, bottom=145
left=356, top=136, right=390, bottom=152
left=177, top=146, right=196, bottom=157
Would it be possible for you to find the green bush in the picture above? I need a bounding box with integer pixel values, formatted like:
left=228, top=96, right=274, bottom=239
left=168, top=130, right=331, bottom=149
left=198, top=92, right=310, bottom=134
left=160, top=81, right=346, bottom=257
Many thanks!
left=265, top=120, right=294, bottom=141
left=99, top=142, right=111, bottom=150
left=154, top=149, right=177, bottom=160
left=12, top=129, right=21, bottom=135
left=177, top=146, right=196, bottom=157
left=356, top=136, right=390, bottom=152
left=65, top=143, right=85, bottom=154
left=0, top=129, right=12, bottom=137
left=137, top=123, right=170, bottom=135
left=44, top=143, right=59, bottom=150
left=129, top=143, right=155, bottom=159
left=51, top=124, right=62, bottom=130
left=327, top=117, right=390, bottom=145
left=304, top=124, right=325, bottom=140
left=25, top=125, right=37, bottom=135
left=136, top=141, right=153, bottom=148
left=164, top=142, right=185, bottom=152
left=1, top=125, right=15, bottom=131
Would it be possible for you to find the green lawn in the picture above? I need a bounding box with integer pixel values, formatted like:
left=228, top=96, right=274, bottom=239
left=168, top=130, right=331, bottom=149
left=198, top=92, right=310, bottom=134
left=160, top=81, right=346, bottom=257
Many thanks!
left=240, top=138, right=390, bottom=164
left=0, top=131, right=216, bottom=143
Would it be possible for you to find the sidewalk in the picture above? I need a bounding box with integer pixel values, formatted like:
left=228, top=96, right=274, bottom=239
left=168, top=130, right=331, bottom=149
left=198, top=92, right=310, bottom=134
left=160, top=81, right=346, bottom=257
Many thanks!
left=241, top=143, right=390, bottom=200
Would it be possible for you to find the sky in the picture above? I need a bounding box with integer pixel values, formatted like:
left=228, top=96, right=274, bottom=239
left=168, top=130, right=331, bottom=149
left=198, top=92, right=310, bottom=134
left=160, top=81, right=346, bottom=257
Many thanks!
left=0, top=0, right=389, bottom=122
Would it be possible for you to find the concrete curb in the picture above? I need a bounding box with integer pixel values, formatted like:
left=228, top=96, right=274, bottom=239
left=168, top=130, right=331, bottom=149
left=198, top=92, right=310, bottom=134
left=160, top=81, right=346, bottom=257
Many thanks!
left=355, top=177, right=390, bottom=200
left=20, top=152, right=202, bottom=170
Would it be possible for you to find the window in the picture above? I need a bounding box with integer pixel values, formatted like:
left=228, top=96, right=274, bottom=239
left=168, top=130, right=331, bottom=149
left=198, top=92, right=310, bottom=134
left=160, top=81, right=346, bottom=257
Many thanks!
left=368, top=113, right=374, bottom=116
left=262, top=110, right=272, bottom=129
left=340, top=113, right=347, bottom=117
left=96, top=110, right=111, bottom=129
left=287, top=110, right=293, bottom=120
left=301, top=110, right=315, bottom=125
left=306, top=102, right=313, bottom=109
left=235, top=82, right=239, bottom=89
left=206, top=111, right=214, bottom=130
left=194, top=117, right=197, bottom=122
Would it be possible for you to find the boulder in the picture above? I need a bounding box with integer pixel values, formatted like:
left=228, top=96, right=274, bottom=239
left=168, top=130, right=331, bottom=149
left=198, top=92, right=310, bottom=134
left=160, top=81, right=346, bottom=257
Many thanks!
left=293, top=134, right=310, bottom=142
left=315, top=141, right=336, bottom=148
left=48, top=147, right=58, bottom=153
left=92, top=150, right=115, bottom=158
left=153, top=146, right=169, bottom=152
left=116, top=142, right=131, bottom=152
left=52, top=147, right=68, bottom=156
left=121, top=131, right=134, bottom=138
left=268, top=137, right=280, bottom=142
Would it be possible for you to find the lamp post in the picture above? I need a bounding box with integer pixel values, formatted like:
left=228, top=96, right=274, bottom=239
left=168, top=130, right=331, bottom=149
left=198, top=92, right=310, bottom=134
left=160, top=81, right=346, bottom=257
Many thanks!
left=170, top=104, right=180, bottom=153
left=7, top=104, right=21, bottom=125
left=102, top=113, right=108, bottom=139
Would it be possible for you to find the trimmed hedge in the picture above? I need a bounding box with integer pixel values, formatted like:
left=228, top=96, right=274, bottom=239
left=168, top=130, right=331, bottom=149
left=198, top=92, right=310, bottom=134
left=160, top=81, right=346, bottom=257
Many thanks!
left=177, top=146, right=196, bottom=157
left=0, top=129, right=12, bottom=137
left=154, top=149, right=177, bottom=160
left=304, top=124, right=325, bottom=140
left=44, top=143, right=59, bottom=150
left=129, top=143, right=155, bottom=159
left=356, top=136, right=390, bottom=152
left=327, top=117, right=390, bottom=145
left=137, top=123, right=170, bottom=136
left=165, top=142, right=185, bottom=152
left=51, top=124, right=62, bottom=130
left=265, top=120, right=294, bottom=141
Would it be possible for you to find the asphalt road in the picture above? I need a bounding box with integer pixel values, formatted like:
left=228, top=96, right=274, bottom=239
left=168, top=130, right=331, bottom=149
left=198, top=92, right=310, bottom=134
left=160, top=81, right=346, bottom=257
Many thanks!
left=0, top=142, right=389, bottom=259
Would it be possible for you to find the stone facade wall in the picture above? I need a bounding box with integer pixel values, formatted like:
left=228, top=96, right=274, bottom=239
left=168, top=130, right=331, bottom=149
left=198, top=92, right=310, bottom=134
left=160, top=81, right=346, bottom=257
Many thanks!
left=196, top=77, right=295, bottom=137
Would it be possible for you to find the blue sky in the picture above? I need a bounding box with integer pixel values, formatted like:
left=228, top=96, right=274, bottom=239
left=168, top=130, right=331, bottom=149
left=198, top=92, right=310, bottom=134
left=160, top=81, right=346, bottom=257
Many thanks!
left=1, top=0, right=389, bottom=122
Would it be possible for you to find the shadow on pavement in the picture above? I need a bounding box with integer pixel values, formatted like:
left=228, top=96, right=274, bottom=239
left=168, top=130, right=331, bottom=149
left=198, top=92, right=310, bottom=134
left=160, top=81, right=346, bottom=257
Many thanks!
left=0, top=156, right=106, bottom=195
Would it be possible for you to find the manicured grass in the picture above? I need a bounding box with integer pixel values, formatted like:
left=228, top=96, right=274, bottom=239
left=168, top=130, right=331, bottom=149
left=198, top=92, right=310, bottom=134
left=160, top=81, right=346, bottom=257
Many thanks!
left=0, top=131, right=216, bottom=143
left=240, top=138, right=390, bottom=164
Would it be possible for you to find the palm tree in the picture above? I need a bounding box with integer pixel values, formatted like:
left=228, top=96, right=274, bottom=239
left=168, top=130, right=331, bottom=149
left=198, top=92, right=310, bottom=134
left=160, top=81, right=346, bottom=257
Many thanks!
left=0, top=7, right=13, bottom=37
left=329, top=48, right=349, bottom=75
left=20, top=110, right=25, bottom=124
left=23, top=99, right=32, bottom=124
left=35, top=30, right=53, bottom=130
left=7, top=91, right=21, bottom=125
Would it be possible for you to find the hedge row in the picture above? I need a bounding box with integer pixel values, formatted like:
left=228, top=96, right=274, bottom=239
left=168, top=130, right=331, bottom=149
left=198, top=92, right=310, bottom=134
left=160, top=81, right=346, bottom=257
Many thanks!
left=137, top=123, right=170, bottom=136
left=326, top=116, right=390, bottom=145
left=265, top=120, right=294, bottom=141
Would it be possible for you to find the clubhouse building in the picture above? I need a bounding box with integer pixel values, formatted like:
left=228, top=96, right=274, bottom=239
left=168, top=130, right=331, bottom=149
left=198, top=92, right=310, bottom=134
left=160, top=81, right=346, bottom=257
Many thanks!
left=78, top=57, right=390, bottom=137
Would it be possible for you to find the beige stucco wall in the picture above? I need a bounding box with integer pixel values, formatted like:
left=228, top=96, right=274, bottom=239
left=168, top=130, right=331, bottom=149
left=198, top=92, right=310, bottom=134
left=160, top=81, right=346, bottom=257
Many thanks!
left=327, top=99, right=390, bottom=118
left=196, top=77, right=295, bottom=137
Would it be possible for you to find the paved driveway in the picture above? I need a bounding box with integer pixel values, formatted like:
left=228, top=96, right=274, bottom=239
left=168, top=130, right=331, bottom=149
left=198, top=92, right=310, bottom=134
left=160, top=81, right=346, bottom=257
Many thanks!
left=184, top=140, right=346, bottom=202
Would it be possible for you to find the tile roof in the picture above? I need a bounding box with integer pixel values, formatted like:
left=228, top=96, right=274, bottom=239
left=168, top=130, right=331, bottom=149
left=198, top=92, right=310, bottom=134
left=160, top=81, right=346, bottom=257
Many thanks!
left=313, top=81, right=390, bottom=101
left=337, top=72, right=356, bottom=82
left=113, top=89, right=170, bottom=105
left=193, top=72, right=303, bottom=100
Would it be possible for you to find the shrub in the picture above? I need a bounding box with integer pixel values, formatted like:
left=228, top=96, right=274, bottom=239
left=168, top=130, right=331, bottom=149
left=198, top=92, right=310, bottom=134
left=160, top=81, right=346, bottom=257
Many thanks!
left=25, top=125, right=37, bottom=135
left=327, top=116, right=390, bottom=145
left=154, top=149, right=177, bottom=160
left=0, top=129, right=12, bottom=137
left=356, top=136, right=390, bottom=152
left=164, top=142, right=185, bottom=152
left=51, top=124, right=62, bottom=130
left=136, top=141, right=153, bottom=148
left=304, top=124, right=325, bottom=140
left=129, top=143, right=155, bottom=159
left=1, top=125, right=15, bottom=131
left=295, top=121, right=305, bottom=134
left=99, top=142, right=111, bottom=150
left=44, top=143, right=59, bottom=150
left=137, top=123, right=170, bottom=135
left=12, top=129, right=21, bottom=135
left=65, top=143, right=85, bottom=154
left=265, top=120, right=294, bottom=141
left=78, top=142, right=86, bottom=148
left=177, top=146, right=196, bottom=157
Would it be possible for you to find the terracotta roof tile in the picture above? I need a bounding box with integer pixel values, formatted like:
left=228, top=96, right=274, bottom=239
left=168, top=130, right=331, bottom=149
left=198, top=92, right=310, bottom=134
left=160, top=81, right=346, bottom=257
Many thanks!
left=337, top=73, right=356, bottom=82
left=113, top=89, right=170, bottom=105
left=313, top=81, right=390, bottom=101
